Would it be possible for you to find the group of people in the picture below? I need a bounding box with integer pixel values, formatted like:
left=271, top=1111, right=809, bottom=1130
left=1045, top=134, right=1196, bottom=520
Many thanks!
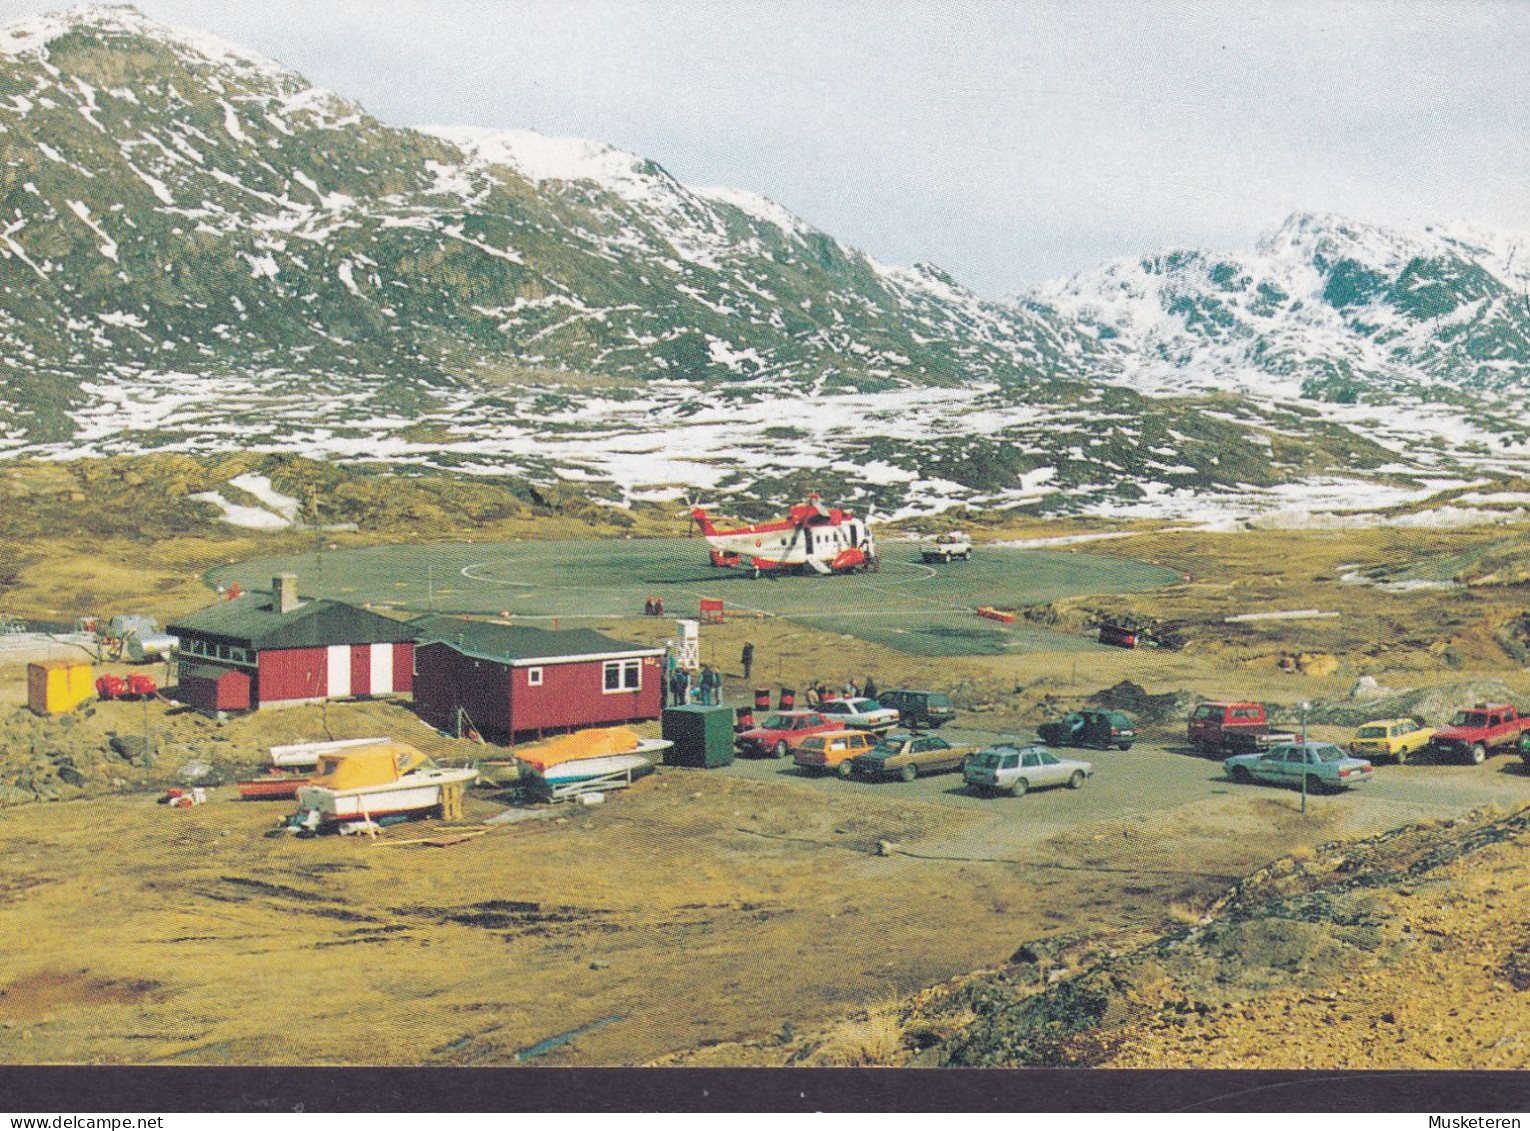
left=642, top=595, right=666, bottom=617
left=662, top=657, right=724, bottom=708
left=660, top=637, right=879, bottom=712
left=804, top=675, right=877, bottom=707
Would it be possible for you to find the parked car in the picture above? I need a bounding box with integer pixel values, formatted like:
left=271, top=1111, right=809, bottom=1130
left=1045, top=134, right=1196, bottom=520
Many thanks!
left=964, top=743, right=1093, bottom=796
left=920, top=531, right=972, bottom=563
left=814, top=697, right=901, bottom=731
left=1037, top=709, right=1136, bottom=751
left=793, top=730, right=879, bottom=775
left=1188, top=701, right=1294, bottom=754
left=1348, top=717, right=1433, bottom=764
left=876, top=689, right=957, bottom=730
left=1224, top=741, right=1375, bottom=792
left=1426, top=703, right=1530, bottom=764
left=735, top=711, right=840, bottom=759
left=844, top=731, right=979, bottom=781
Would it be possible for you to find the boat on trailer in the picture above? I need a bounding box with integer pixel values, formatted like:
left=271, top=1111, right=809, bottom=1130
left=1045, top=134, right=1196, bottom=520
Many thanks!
left=294, top=741, right=478, bottom=825
left=514, top=726, right=670, bottom=800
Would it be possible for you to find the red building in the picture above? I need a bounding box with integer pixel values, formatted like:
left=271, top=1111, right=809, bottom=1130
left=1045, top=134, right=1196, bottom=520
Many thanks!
left=167, top=574, right=416, bottom=711
left=413, top=618, right=662, bottom=744
left=176, top=663, right=252, bottom=713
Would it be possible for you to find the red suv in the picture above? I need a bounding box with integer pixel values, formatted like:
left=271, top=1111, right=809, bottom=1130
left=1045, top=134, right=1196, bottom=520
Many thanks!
left=735, top=711, right=841, bottom=759
left=1189, top=701, right=1289, bottom=754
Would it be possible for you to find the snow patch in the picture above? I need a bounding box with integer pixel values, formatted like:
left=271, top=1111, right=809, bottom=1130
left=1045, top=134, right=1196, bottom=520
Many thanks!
left=189, top=490, right=290, bottom=529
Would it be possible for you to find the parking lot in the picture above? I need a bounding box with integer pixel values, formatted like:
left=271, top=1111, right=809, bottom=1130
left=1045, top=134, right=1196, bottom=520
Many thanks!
left=712, top=723, right=1530, bottom=858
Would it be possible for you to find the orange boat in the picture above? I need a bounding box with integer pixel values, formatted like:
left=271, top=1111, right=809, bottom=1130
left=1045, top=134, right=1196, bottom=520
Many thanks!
left=513, top=726, right=655, bottom=772
left=237, top=770, right=313, bottom=800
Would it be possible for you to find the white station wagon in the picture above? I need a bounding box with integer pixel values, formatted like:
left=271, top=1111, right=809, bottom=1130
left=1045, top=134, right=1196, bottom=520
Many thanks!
left=964, top=743, right=1093, bottom=797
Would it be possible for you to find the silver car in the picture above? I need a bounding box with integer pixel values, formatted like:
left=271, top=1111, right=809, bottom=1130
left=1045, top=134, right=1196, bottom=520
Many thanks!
left=815, top=697, right=901, bottom=731
left=964, top=743, right=1093, bottom=796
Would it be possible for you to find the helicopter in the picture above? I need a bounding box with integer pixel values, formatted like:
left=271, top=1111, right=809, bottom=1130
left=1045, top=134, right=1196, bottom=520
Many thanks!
left=689, top=494, right=877, bottom=576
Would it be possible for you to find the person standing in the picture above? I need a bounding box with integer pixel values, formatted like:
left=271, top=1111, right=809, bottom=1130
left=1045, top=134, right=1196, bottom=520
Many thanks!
left=806, top=682, right=821, bottom=708
left=864, top=675, right=878, bottom=700
left=741, top=641, right=755, bottom=681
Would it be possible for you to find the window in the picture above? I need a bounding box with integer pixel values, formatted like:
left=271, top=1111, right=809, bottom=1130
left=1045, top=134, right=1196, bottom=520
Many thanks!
left=1002, top=754, right=1019, bottom=769
left=603, top=659, right=641, bottom=693
left=527, top=667, right=543, bottom=687
left=1022, top=752, right=1040, bottom=768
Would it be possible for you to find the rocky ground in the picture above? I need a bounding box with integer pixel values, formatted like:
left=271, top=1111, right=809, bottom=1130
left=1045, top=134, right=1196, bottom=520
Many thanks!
left=657, top=798, right=1530, bottom=1069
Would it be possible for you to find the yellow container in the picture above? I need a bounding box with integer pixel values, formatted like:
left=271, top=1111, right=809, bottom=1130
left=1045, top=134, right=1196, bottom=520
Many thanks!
left=27, top=660, right=95, bottom=716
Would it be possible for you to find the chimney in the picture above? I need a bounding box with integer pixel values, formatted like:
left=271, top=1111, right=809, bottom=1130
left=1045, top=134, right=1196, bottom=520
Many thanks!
left=274, top=573, right=299, bottom=615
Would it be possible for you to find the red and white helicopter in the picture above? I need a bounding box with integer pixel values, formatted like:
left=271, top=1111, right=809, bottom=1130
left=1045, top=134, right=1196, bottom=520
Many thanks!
left=689, top=494, right=878, bottom=575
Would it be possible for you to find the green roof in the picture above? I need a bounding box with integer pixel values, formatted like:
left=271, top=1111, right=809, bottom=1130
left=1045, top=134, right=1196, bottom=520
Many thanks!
left=179, top=663, right=248, bottom=682
left=168, top=595, right=416, bottom=650
left=413, top=617, right=657, bottom=664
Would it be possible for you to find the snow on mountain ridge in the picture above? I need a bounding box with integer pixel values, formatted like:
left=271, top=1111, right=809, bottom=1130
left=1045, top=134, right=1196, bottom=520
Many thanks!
left=0, top=4, right=294, bottom=82
left=1026, top=211, right=1530, bottom=400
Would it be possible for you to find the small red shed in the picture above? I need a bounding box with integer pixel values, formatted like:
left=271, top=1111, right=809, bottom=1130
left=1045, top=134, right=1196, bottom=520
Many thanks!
left=413, top=618, right=662, bottom=745
left=176, top=663, right=252, bottom=713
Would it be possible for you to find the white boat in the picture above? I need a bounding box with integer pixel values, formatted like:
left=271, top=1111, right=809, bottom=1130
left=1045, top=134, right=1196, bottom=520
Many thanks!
left=270, top=736, right=391, bottom=769
left=540, top=751, right=661, bottom=785
left=293, top=742, right=479, bottom=824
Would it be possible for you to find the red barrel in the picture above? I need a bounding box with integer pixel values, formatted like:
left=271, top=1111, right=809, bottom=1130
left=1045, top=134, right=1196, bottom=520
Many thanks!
left=754, top=688, right=771, bottom=710
left=735, top=707, right=755, bottom=731
left=778, top=687, right=796, bottom=710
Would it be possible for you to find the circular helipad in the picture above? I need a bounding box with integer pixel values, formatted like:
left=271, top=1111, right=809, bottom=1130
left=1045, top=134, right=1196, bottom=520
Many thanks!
left=205, top=537, right=1178, bottom=657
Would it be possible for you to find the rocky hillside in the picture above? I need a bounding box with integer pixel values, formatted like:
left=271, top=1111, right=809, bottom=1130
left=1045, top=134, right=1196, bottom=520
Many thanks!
left=941, top=802, right=1530, bottom=1069
left=1, top=6, right=1528, bottom=519
left=0, top=5, right=1089, bottom=432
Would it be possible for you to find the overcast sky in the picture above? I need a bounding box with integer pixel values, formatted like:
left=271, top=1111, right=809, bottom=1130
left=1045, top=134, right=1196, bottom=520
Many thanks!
left=4, top=0, right=1528, bottom=295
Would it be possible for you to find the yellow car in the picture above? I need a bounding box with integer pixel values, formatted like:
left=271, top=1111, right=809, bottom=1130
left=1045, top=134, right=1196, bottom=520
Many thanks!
left=1349, top=717, right=1433, bottom=764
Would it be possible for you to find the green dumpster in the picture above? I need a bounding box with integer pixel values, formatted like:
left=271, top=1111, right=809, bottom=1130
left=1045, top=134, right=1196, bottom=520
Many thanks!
left=662, top=705, right=735, bottom=767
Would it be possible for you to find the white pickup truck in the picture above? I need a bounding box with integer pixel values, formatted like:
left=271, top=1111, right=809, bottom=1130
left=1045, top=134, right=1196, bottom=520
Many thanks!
left=920, top=531, right=972, bottom=563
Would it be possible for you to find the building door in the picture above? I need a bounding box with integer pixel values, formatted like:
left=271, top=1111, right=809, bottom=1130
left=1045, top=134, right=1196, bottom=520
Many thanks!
left=369, top=642, right=394, bottom=695
left=350, top=645, right=372, bottom=697
left=326, top=645, right=351, bottom=699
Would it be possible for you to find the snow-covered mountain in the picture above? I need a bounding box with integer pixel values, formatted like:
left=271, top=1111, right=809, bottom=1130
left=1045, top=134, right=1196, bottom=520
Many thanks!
left=1028, top=212, right=1530, bottom=404
left=1, top=5, right=1528, bottom=523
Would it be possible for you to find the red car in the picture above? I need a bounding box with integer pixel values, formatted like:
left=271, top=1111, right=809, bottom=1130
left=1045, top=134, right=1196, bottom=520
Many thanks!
left=1427, top=703, right=1530, bottom=764
left=735, top=711, right=841, bottom=759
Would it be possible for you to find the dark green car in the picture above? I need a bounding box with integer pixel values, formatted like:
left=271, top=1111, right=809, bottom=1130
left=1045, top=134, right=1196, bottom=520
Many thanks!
left=876, top=689, right=957, bottom=730
left=1036, top=709, right=1136, bottom=751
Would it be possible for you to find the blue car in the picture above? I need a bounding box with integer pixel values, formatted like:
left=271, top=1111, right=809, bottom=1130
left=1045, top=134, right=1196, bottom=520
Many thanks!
left=1225, top=741, right=1374, bottom=792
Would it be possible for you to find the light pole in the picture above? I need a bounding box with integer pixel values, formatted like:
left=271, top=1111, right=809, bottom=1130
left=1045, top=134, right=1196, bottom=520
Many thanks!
left=1299, top=699, right=1311, bottom=814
